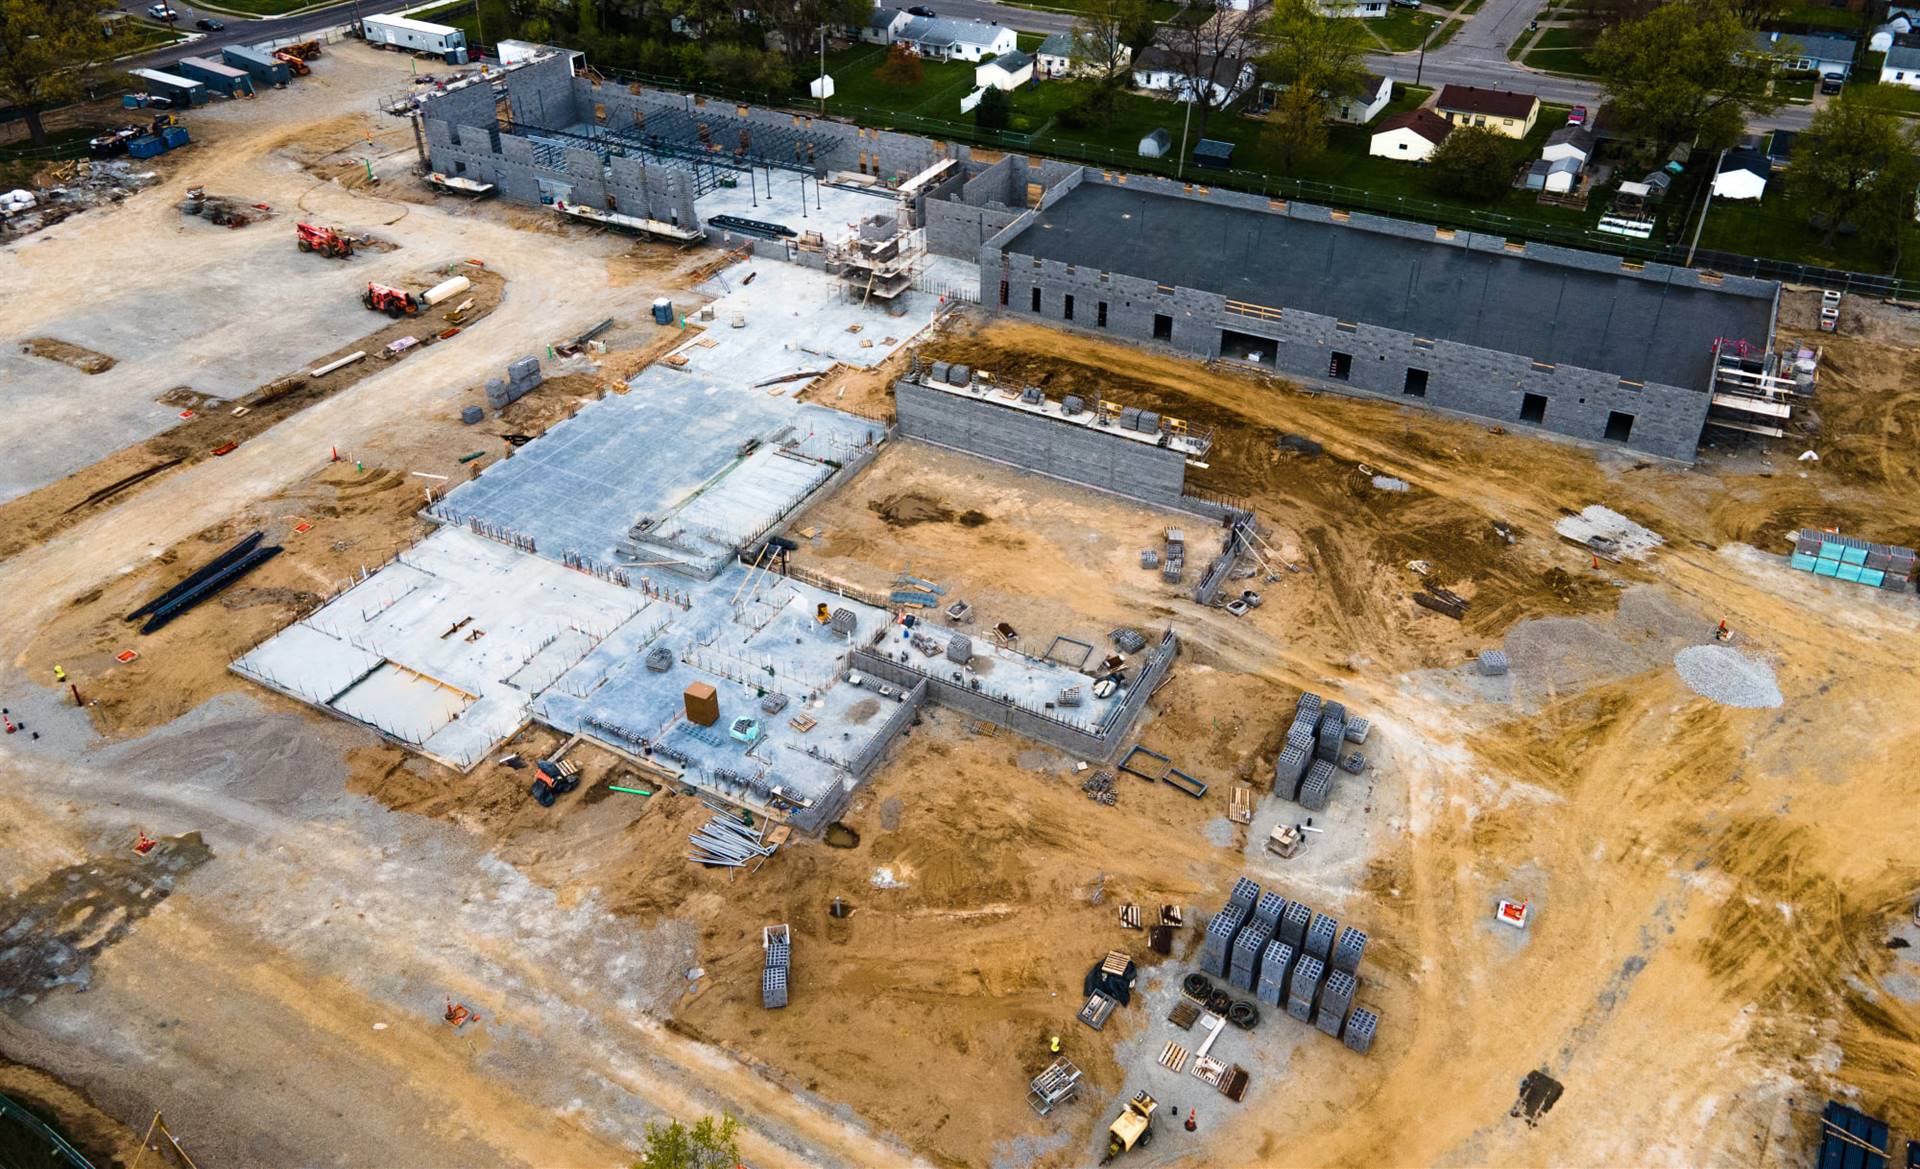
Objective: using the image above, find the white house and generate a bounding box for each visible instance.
[1369,107,1450,161]
[1713,149,1771,200]
[1540,124,1594,166]
[1330,73,1392,123]
[976,50,1033,90]
[1745,30,1857,79]
[1882,44,1920,88]
[863,7,910,44]
[1131,43,1256,105]
[894,15,1016,62]
[1315,0,1388,15]
[1036,33,1074,76]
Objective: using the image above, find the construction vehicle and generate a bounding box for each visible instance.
[273,49,311,77]
[528,758,580,807]
[283,39,323,59]
[362,282,419,317]
[296,221,353,258]
[1100,1091,1157,1164]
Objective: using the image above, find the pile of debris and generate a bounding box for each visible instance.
[1081,769,1117,805]
[0,159,158,241]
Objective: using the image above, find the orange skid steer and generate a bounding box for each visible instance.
[362,282,419,317]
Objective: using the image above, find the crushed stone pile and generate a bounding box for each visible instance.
[1673,645,1782,709]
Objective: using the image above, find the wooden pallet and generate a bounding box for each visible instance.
[1158,1041,1189,1073]
[1230,784,1253,824]
[1191,1055,1227,1087]
[1118,903,1142,930]
[1219,1064,1250,1102]
[1167,998,1201,1030]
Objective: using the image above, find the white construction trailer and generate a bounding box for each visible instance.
[361,13,469,62]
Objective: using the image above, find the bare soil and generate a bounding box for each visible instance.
[21,337,115,375]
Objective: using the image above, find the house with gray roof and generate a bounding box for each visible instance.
[1881,43,1920,87]
[1746,29,1858,77]
[895,15,1016,61]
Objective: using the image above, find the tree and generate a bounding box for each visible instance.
[1071,0,1152,86]
[1591,0,1779,152]
[741,0,868,67]
[1425,125,1514,201]
[636,1113,741,1169]
[1258,0,1370,171]
[975,84,1012,130]
[873,42,923,88]
[704,42,792,93]
[0,0,115,145]
[1787,96,1915,248]
[1160,10,1259,139]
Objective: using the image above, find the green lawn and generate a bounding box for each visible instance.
[106,16,187,54]
[1846,79,1920,116]
[1530,25,1586,49]
[1425,17,1461,49]
[1699,188,1920,277]
[1361,8,1445,52]
[1773,74,1816,101]
[1778,2,1871,31]
[820,45,985,120]
[1524,45,1600,77]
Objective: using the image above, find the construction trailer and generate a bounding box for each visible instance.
[175,56,255,98]
[128,67,208,108]
[222,43,292,86]
[361,13,469,63]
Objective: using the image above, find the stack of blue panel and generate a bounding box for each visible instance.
[1792,531,1915,592]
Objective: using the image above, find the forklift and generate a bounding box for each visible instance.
[362,282,419,317]
[1100,1091,1157,1164]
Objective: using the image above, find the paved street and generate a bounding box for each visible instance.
[120,0,368,73]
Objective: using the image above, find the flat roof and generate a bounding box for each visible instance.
[1005,181,1774,389]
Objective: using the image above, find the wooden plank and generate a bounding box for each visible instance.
[1229,784,1253,824]
[1159,1041,1189,1073]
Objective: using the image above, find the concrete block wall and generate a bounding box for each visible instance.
[989,250,1713,462]
[926,198,1025,260]
[894,378,1191,508]
[849,679,928,778]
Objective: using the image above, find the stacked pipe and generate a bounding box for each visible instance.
[132,530,284,634]
[688,807,779,867]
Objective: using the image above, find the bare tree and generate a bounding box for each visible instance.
[1159,9,1259,139]
[1072,0,1153,86]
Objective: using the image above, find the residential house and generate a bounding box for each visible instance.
[863,7,909,44]
[1131,40,1257,106]
[1139,128,1172,157]
[1314,0,1388,15]
[1331,73,1392,124]
[976,50,1033,90]
[894,16,1017,62]
[1540,125,1594,166]
[1881,43,1920,88]
[1034,31,1129,78]
[1434,84,1539,138]
[1713,149,1771,200]
[1369,107,1451,161]
[1745,30,1857,78]
[1869,14,1911,53]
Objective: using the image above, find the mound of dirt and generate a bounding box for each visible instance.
[22,338,114,375]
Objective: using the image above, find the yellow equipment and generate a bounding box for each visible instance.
[815,602,831,624]
[1101,1091,1157,1164]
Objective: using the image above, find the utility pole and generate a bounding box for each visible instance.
[1415,18,1432,87]
[818,24,827,115]
[1176,93,1193,179]
[1685,148,1724,268]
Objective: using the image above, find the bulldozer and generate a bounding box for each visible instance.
[1100,1091,1157,1164]
[362,282,419,317]
[296,222,353,258]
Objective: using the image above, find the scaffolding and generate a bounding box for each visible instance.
[1705,338,1816,439]
[828,226,925,304]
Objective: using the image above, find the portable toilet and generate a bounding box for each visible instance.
[222,43,291,86]
[176,56,255,98]
[128,67,207,107]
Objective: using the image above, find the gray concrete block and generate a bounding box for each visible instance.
[1228,876,1260,910]
[1318,970,1356,1037]
[1256,940,1295,1007]
[1344,1006,1378,1055]
[1333,926,1367,975]
[1306,912,1338,962]
[1278,900,1312,950]
[1287,955,1325,1023]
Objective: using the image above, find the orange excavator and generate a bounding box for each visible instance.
[296,221,353,258]
[362,283,419,317]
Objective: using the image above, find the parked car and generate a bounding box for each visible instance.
[147,3,177,19]
[1820,73,1844,95]
[195,17,224,30]
[1567,104,1588,125]
[907,5,936,15]
[1392,0,1421,9]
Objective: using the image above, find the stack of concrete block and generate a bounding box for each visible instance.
[1333,926,1367,974]
[1062,395,1085,415]
[1199,904,1247,977]
[1228,876,1260,912]
[1317,970,1357,1037]
[1299,759,1336,811]
[1256,940,1296,1007]
[1478,649,1510,676]
[1340,752,1366,775]
[1287,955,1325,1023]
[949,364,971,386]
[1306,913,1339,962]
[1286,717,1316,751]
[1344,1006,1378,1055]
[830,608,857,637]
[461,405,484,424]
[1019,387,1044,405]
[1276,743,1312,797]
[1315,701,1347,762]
[1296,692,1322,723]
[1111,627,1147,654]
[486,355,543,410]
[929,360,951,384]
[947,634,972,664]
[1251,891,1286,933]
[646,646,674,672]
[1344,717,1371,744]
[1228,921,1271,991]
[1141,549,1159,570]
[1278,900,1312,950]
[762,941,790,1009]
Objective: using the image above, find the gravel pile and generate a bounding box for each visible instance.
[1673,645,1782,708]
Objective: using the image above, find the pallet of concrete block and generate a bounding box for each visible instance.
[762,923,791,1009]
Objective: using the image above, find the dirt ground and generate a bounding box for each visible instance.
[4,46,1920,1167]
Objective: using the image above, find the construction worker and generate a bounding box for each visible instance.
[52,665,65,682]
[1048,1035,1060,1055]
